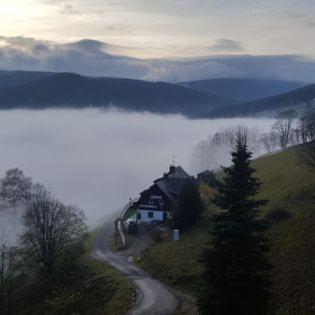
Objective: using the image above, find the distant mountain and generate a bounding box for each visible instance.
[2,36,315,82]
[0,70,53,88]
[204,84,315,118]
[179,78,306,103]
[0,71,232,116]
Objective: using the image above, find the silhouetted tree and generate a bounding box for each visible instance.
[173,181,204,231]
[259,132,277,153]
[0,237,17,315]
[198,131,270,315]
[272,109,297,149]
[299,109,315,143]
[0,168,32,209]
[20,186,87,276]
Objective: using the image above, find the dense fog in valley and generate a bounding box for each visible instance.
[0,108,274,241]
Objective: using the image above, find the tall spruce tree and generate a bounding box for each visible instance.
[198,132,270,315]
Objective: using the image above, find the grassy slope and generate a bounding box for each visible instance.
[14,227,135,314]
[138,146,315,314]
[253,148,315,314]
[82,227,135,315]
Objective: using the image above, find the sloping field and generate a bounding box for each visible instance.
[138,146,315,314]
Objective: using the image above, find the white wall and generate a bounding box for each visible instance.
[136,209,167,223]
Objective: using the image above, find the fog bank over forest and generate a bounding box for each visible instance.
[0,109,273,227]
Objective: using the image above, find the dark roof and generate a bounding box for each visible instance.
[137,165,194,207]
[156,178,190,204]
[154,165,190,182]
[154,166,193,205]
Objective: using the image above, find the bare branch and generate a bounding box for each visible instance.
[19,187,87,276]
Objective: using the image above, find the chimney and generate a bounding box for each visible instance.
[169,165,176,174]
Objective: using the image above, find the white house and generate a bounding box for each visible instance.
[134,165,193,224]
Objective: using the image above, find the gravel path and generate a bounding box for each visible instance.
[91,216,178,315]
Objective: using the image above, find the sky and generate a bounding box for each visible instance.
[0,0,315,81]
[0,0,315,58]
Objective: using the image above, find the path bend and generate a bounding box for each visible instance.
[91,217,178,315]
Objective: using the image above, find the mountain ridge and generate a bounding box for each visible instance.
[203,83,315,117]
[0,70,313,117]
[0,70,232,116]
[179,78,306,103]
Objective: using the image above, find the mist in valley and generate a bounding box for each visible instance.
[0,108,274,240]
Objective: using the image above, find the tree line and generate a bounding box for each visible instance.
[193,108,315,172]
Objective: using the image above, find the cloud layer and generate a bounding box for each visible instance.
[1,36,315,82]
[0,108,273,230]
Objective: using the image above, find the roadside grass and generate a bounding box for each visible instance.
[137,218,208,293]
[138,146,315,314]
[86,259,135,315]
[82,226,102,259]
[82,226,135,315]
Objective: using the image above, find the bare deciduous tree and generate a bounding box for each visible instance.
[0,237,16,314]
[259,132,277,153]
[20,187,87,276]
[290,128,301,146]
[194,139,210,171]
[0,168,32,210]
[247,126,262,153]
[221,128,237,147]
[299,109,315,143]
[193,126,265,172]
[272,109,297,149]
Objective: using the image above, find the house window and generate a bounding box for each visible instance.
[148,199,154,204]
[148,211,154,218]
[137,212,141,220]
[158,199,164,206]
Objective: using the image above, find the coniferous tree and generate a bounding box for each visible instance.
[174,180,204,231]
[198,131,270,315]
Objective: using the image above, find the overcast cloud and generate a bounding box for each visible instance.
[0,36,315,82]
[209,39,245,52]
[1,0,315,81]
[1,0,315,58]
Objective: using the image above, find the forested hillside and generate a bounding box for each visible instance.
[0,70,231,115]
[179,78,305,103]
[205,84,315,117]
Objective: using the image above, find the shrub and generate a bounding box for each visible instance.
[150,229,164,242]
[265,208,291,224]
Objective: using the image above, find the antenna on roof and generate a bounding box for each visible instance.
[171,154,178,166]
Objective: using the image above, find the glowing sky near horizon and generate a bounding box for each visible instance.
[0,0,314,58]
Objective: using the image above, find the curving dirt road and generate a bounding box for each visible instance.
[91,217,178,315]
